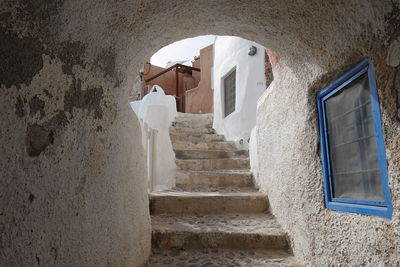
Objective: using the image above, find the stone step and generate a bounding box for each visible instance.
[174,149,248,159]
[173,120,213,129]
[170,132,225,143]
[172,140,237,151]
[148,248,299,266]
[176,170,253,189]
[175,112,213,125]
[149,190,268,215]
[170,126,215,135]
[151,214,289,250]
[176,158,250,171]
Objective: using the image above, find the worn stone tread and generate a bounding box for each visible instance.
[172,140,237,151]
[178,169,252,174]
[152,113,299,265]
[170,126,215,135]
[165,187,258,193]
[148,248,300,266]
[151,214,288,250]
[151,188,263,196]
[173,121,213,129]
[170,132,225,143]
[176,158,250,170]
[174,149,248,159]
[175,112,213,121]
[149,190,268,215]
[152,214,283,235]
[176,169,254,189]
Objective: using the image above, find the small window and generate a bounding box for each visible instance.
[223,68,236,117]
[317,58,392,218]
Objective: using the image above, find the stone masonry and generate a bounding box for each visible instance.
[148,113,300,266]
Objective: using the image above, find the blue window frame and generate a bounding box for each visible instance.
[316,58,392,218]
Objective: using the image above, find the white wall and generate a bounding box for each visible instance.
[213,36,266,149]
[249,126,259,182]
[130,86,177,191]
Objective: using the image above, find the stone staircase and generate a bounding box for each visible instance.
[148,113,299,266]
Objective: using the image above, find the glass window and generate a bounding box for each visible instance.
[224,69,236,117]
[317,58,392,218]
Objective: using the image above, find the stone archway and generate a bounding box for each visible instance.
[1,1,399,266]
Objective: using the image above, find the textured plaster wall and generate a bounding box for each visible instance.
[213,36,266,149]
[255,16,400,266]
[1,0,400,266]
[256,56,399,266]
[0,1,151,266]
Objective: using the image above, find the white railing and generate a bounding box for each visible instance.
[131,85,177,192]
[144,122,158,192]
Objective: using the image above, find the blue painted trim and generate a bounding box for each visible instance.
[331,197,385,207]
[316,57,392,219]
[326,202,391,218]
[367,61,393,218]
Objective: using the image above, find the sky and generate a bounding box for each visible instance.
[150,35,217,68]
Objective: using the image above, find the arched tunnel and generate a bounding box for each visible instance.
[1,1,400,266]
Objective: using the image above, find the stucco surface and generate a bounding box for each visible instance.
[256,55,400,266]
[1,1,151,266]
[1,0,400,266]
[213,36,267,149]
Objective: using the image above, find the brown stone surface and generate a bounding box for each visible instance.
[175,158,250,171]
[174,149,248,160]
[148,249,300,267]
[172,140,237,151]
[151,214,289,250]
[149,190,268,215]
[175,169,253,190]
[152,213,284,235]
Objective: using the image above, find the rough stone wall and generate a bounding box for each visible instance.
[0,1,150,266]
[1,0,400,266]
[255,4,400,264]
[256,59,399,266]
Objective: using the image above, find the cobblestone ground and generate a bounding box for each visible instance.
[148,248,300,267]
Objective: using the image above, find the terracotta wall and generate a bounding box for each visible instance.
[185,44,214,114]
[143,64,183,96]
[141,45,213,114]
[266,48,280,68]
[191,58,201,87]
[264,48,279,89]
[142,64,195,111]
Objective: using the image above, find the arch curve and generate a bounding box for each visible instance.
[1,1,400,266]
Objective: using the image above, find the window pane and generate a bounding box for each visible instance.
[325,73,384,202]
[224,69,236,117]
